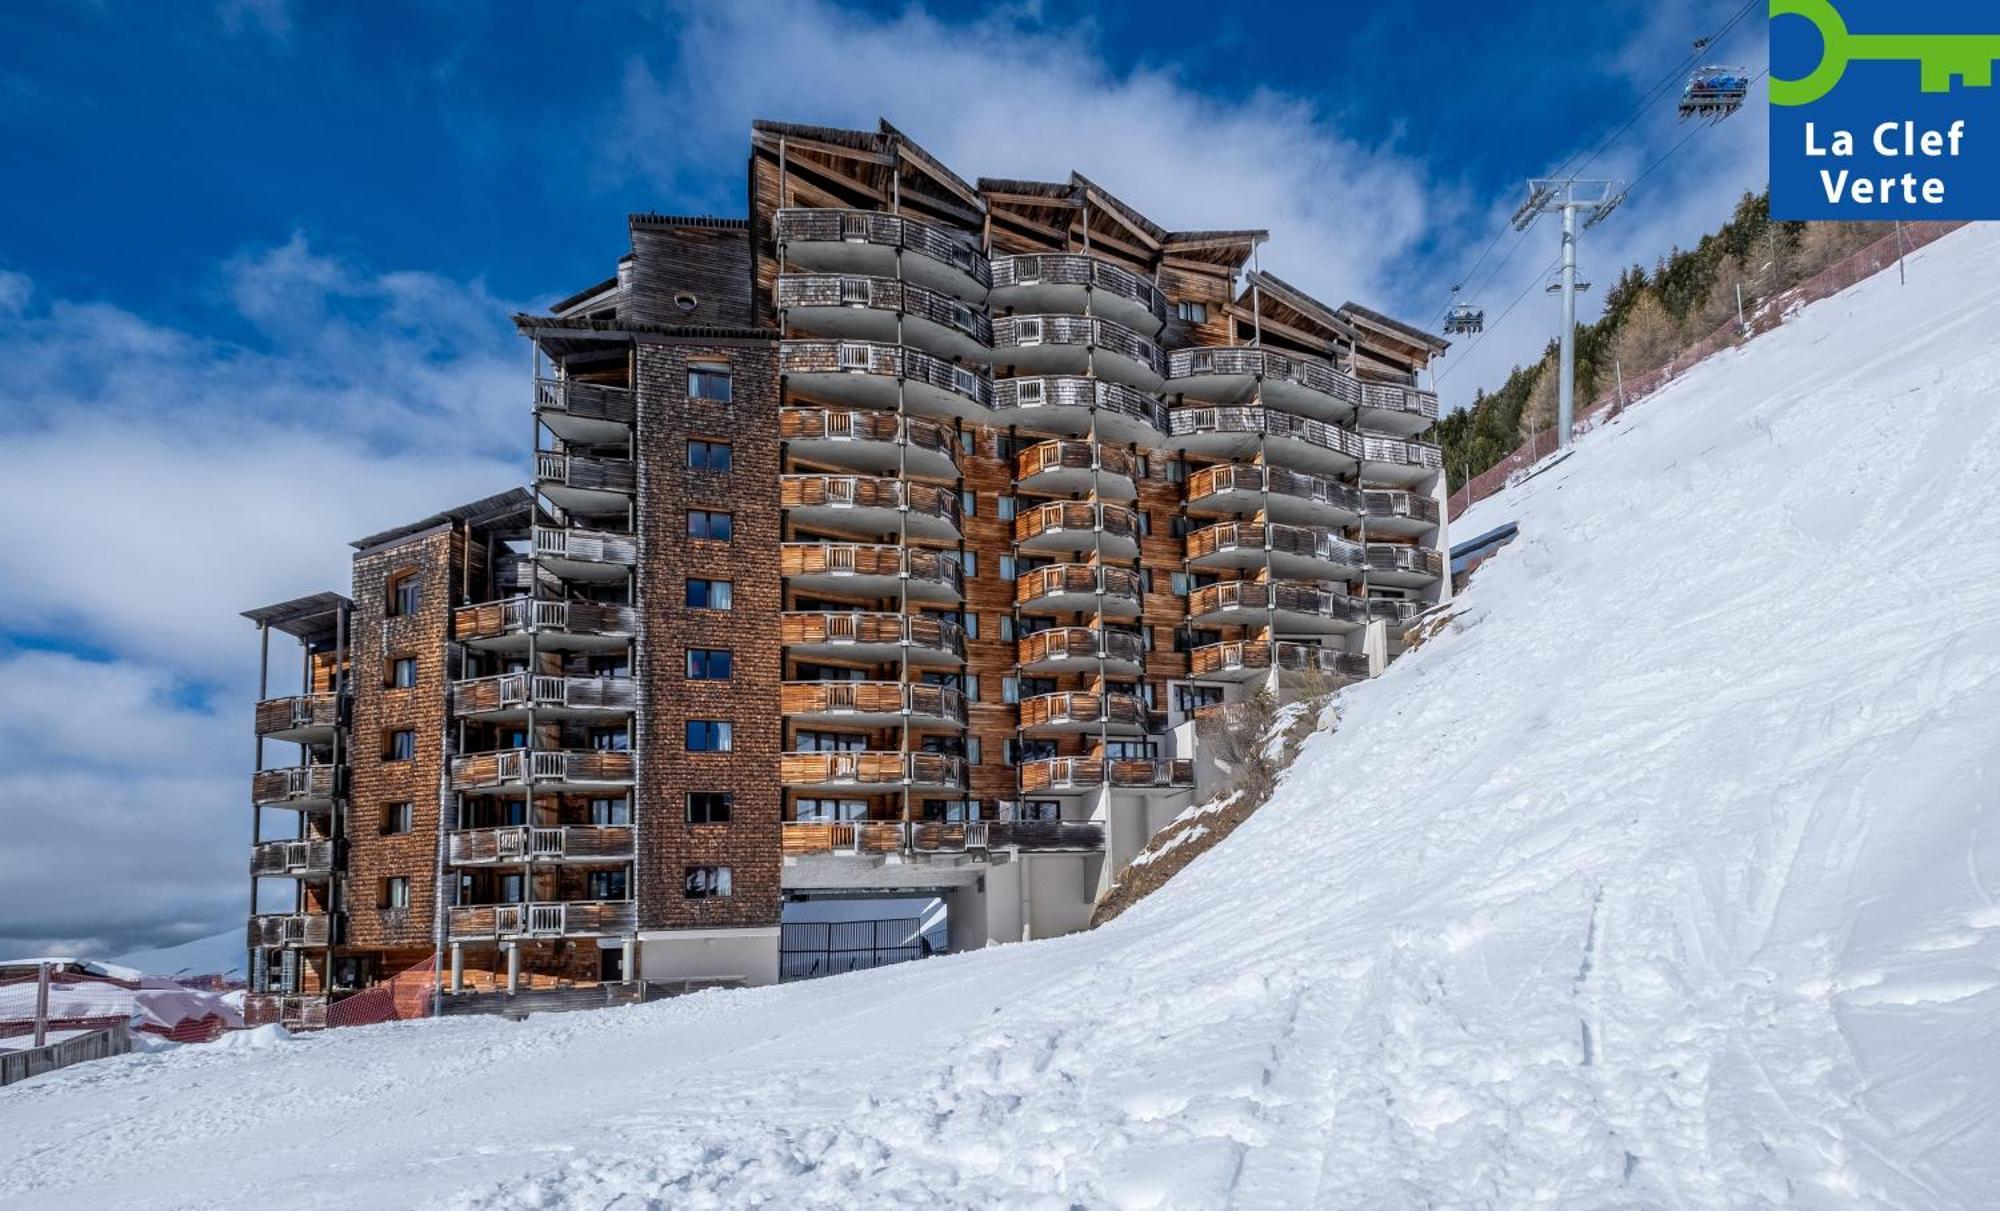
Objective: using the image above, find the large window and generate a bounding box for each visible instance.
[381,802,413,835]
[587,869,629,900]
[686,648,733,680]
[688,510,734,541]
[686,578,732,609]
[688,361,732,403]
[794,798,867,821]
[684,866,733,899]
[686,720,733,752]
[686,792,733,824]
[386,570,420,617]
[793,730,864,752]
[384,729,415,761]
[389,656,418,688]
[1176,300,1207,324]
[687,440,733,471]
[590,797,630,826]
[382,877,410,909]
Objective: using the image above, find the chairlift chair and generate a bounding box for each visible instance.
[1443,302,1484,335]
[1678,66,1750,123]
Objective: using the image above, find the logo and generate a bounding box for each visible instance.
[1770,0,2000,218]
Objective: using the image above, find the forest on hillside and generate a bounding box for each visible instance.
[1435,193,1898,489]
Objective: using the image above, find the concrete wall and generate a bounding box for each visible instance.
[638,927,780,987]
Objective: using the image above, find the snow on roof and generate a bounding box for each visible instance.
[0,957,145,984]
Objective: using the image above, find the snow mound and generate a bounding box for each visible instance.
[3,227,1999,1208]
[205,1024,291,1051]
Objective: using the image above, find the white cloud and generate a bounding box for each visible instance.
[0,269,29,315]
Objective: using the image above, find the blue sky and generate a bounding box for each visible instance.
[0,0,1769,957]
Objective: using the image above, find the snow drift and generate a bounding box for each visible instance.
[5,227,2000,1208]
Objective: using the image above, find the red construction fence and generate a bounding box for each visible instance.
[325,955,438,1028]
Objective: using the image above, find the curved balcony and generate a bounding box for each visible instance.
[450,674,635,723]
[532,525,636,584]
[1013,440,1137,500]
[779,751,966,794]
[447,825,635,867]
[446,900,637,943]
[534,378,634,444]
[255,693,343,744]
[781,611,965,669]
[781,543,964,604]
[1014,501,1141,558]
[775,274,991,363]
[1356,381,1440,437]
[534,451,635,515]
[1165,347,1358,424]
[450,749,636,797]
[249,838,338,879]
[773,208,989,302]
[243,995,327,1030]
[781,340,991,423]
[1370,597,1423,631]
[1185,464,1363,526]
[1019,757,1194,797]
[989,820,1107,851]
[782,475,962,542]
[780,681,967,729]
[1014,563,1142,619]
[247,912,335,950]
[1187,522,1364,580]
[780,408,959,480]
[1015,626,1144,675]
[453,597,636,655]
[1187,580,1368,634]
[1363,490,1441,538]
[1191,640,1369,685]
[1359,435,1446,487]
[1017,691,1149,736]
[988,253,1169,337]
[992,315,1165,390]
[1366,543,1445,587]
[992,376,1168,445]
[251,764,339,812]
[1170,407,1362,475]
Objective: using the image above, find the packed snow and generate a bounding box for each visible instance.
[4,227,1999,1208]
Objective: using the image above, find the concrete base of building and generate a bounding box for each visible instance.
[636,926,781,988]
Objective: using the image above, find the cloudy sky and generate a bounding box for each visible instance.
[0,0,1768,958]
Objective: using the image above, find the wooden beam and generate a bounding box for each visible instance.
[750,130,894,168]
[982,190,1083,209]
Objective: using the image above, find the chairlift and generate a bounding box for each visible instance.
[1678,66,1750,123]
[1443,302,1484,335]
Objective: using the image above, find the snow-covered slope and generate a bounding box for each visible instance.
[111,928,244,979]
[6,227,2000,1209]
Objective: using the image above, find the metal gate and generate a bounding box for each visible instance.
[779,918,925,981]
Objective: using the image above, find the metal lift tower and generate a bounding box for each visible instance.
[1512,178,1622,450]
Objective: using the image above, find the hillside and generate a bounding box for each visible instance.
[4,226,1999,1207]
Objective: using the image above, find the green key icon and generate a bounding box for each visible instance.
[1772,0,2000,106]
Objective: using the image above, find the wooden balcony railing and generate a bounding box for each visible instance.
[448,825,635,866]
[1187,522,1365,569]
[775,274,991,345]
[446,900,638,941]
[534,451,636,495]
[1014,439,1135,485]
[533,525,637,567]
[779,408,958,468]
[533,378,634,426]
[1166,346,1359,405]
[1186,464,1364,516]
[1358,381,1440,421]
[1188,580,1369,626]
[450,674,635,717]
[991,376,1169,433]
[1170,407,1366,459]
[242,994,328,1029]
[1017,691,1150,731]
[1366,544,1445,579]
[254,693,342,738]
[992,314,1165,377]
[780,611,966,660]
[988,820,1106,850]
[773,208,990,288]
[450,749,636,790]
[988,253,1169,327]
[1015,500,1140,544]
[1016,626,1144,668]
[779,681,968,725]
[780,340,992,410]
[453,597,637,645]
[1014,563,1142,609]
[781,475,962,527]
[780,819,1000,856]
[1363,490,1441,527]
[1192,640,1367,681]
[781,543,965,594]
[250,838,338,878]
[247,912,334,949]
[778,751,966,790]
[1360,435,1445,471]
[251,764,338,807]
[1018,757,1194,793]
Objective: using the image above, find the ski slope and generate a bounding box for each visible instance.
[5,225,2000,1208]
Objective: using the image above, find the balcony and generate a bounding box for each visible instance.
[1170,407,1363,476]
[1165,347,1359,425]
[453,597,636,654]
[988,253,1169,336]
[773,208,989,302]
[1014,501,1141,558]
[251,764,339,812]
[242,994,328,1030]
[249,838,338,879]
[992,315,1165,390]
[1017,691,1149,736]
[1366,543,1445,587]
[1369,597,1423,630]
[1359,435,1446,487]
[782,475,962,542]
[534,378,634,444]
[1356,381,1440,437]
[1187,522,1364,580]
[447,825,635,867]
[1015,626,1144,675]
[781,819,1001,856]
[254,693,343,744]
[1362,490,1442,538]
[989,820,1106,851]
[780,681,968,728]
[445,900,638,943]
[991,376,1168,445]
[450,673,635,722]
[781,611,964,668]
[1018,757,1194,796]
[781,340,991,423]
[781,543,964,604]
[247,912,335,949]
[450,749,636,796]
[1191,640,1368,685]
[1187,580,1368,634]
[1013,440,1137,500]
[1184,464,1363,526]
[535,451,635,515]
[531,525,636,584]
[779,751,966,793]
[775,274,991,362]
[1014,563,1142,619]
[779,408,959,479]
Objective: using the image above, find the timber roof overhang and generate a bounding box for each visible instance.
[1337,301,1451,354]
[351,487,533,555]
[511,313,780,357]
[1241,271,1361,346]
[753,118,985,225]
[241,591,352,639]
[1161,228,1267,271]
[549,275,620,316]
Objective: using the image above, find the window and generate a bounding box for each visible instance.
[686,648,733,680]
[688,361,732,403]
[687,440,733,471]
[1165,458,1187,484]
[588,869,629,900]
[389,657,418,689]
[794,730,864,752]
[588,727,629,751]
[684,866,733,899]
[795,798,867,821]
[963,674,979,701]
[381,803,413,835]
[1170,515,1192,539]
[958,550,978,577]
[688,510,734,541]
[386,570,420,617]
[1177,300,1208,324]
[686,720,733,752]
[1137,511,1151,536]
[1001,676,1020,705]
[385,729,415,762]
[959,430,977,455]
[686,578,733,609]
[995,499,1018,527]
[960,490,977,517]
[1135,455,1151,478]
[966,737,981,765]
[1171,571,1191,597]
[382,877,410,909]
[686,792,733,824]
[591,797,631,826]
[1000,616,1015,641]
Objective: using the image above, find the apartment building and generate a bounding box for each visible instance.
[240,119,1450,1025]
